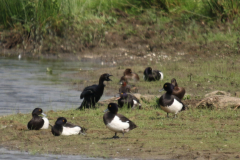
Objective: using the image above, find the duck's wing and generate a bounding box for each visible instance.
[64,122,78,128]
[117,114,137,130]
[80,85,98,99]
[172,95,186,111]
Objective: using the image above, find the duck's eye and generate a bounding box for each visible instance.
[39,109,41,111]
[63,120,65,122]
[165,85,167,87]
[109,105,111,107]
[121,93,123,94]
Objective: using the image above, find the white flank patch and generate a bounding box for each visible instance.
[161,99,183,114]
[133,100,137,105]
[159,72,164,80]
[41,117,49,129]
[62,126,81,136]
[106,116,130,133]
[132,100,139,109]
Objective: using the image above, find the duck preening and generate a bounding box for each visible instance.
[159,83,186,118]
[118,93,141,109]
[123,68,139,82]
[78,73,112,109]
[27,108,49,130]
[171,78,186,100]
[51,117,86,136]
[143,67,163,81]
[103,103,137,138]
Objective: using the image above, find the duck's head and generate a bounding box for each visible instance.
[124,68,132,75]
[119,76,128,85]
[171,78,178,87]
[159,83,174,92]
[100,73,112,82]
[145,67,153,74]
[55,117,67,126]
[105,103,118,114]
[32,108,47,117]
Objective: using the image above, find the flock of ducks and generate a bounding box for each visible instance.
[27,67,186,138]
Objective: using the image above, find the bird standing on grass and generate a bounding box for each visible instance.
[159,83,186,118]
[103,103,137,138]
[27,108,49,130]
[51,117,86,136]
[78,73,112,109]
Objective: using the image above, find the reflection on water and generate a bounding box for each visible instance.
[0,58,109,115]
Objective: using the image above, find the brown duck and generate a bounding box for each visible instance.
[119,76,138,93]
[171,78,186,100]
[123,68,139,82]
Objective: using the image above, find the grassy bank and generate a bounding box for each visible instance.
[0,0,240,57]
[68,55,240,99]
[0,100,240,159]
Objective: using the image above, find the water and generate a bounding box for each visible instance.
[0,57,109,115]
[0,57,112,159]
[0,147,110,160]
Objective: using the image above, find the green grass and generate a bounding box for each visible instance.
[0,103,240,159]
[1,0,240,58]
[73,55,240,99]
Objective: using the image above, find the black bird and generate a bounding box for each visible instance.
[51,117,86,136]
[118,93,141,109]
[103,103,137,138]
[159,83,186,118]
[143,67,163,81]
[27,108,49,130]
[78,73,112,109]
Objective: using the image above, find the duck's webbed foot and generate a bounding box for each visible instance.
[112,133,119,139]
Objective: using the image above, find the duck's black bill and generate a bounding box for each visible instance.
[107,75,113,81]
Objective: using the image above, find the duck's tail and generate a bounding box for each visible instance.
[79,127,87,135]
[129,120,137,130]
